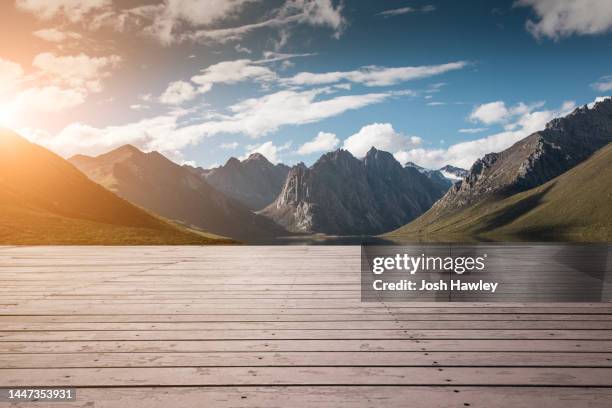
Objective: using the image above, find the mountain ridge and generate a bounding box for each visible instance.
[261,147,447,235]
[0,129,229,245]
[70,145,288,242]
[204,153,290,210]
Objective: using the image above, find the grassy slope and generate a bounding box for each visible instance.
[0,129,232,245]
[388,143,612,242]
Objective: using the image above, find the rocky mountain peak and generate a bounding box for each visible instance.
[431,97,612,216]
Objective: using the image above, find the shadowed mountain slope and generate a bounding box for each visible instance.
[0,129,228,245]
[389,142,612,242]
[204,153,290,210]
[70,146,287,242]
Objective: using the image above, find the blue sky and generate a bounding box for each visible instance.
[1,0,611,169]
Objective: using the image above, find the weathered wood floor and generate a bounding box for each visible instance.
[0,246,611,407]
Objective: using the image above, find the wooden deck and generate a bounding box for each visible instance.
[1,245,611,407]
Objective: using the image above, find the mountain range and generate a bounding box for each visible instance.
[203,153,290,210]
[390,97,612,241]
[69,146,287,242]
[261,147,448,235]
[0,129,228,245]
[2,97,610,244]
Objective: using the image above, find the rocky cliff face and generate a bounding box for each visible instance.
[261,147,445,235]
[70,146,287,242]
[432,97,612,216]
[204,153,290,210]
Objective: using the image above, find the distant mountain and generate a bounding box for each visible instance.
[404,161,461,191]
[0,129,227,245]
[389,97,612,240]
[389,142,612,241]
[204,153,290,210]
[439,165,468,180]
[70,146,287,242]
[260,147,446,235]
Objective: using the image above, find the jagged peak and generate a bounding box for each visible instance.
[245,152,270,163]
[224,156,241,167]
[111,144,142,155]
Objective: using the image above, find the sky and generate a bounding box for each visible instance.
[1,0,611,170]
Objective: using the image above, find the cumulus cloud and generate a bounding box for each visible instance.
[343,123,422,158]
[26,86,401,160]
[32,28,82,42]
[395,100,577,169]
[469,100,542,125]
[32,52,121,92]
[284,61,468,87]
[516,0,612,40]
[297,131,339,155]
[28,113,183,159]
[16,0,111,22]
[159,80,197,105]
[592,75,612,92]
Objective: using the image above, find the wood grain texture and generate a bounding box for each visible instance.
[0,245,611,407]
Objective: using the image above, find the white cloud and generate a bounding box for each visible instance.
[32,52,121,92]
[206,88,396,138]
[129,104,150,111]
[16,86,87,112]
[191,59,276,91]
[297,131,339,155]
[427,101,446,106]
[33,28,82,42]
[28,113,183,159]
[377,5,436,17]
[0,58,24,93]
[284,61,468,87]
[469,101,510,124]
[458,127,488,134]
[32,86,398,160]
[16,0,111,22]
[592,75,612,92]
[516,0,612,40]
[469,101,542,125]
[220,141,239,150]
[234,44,252,54]
[395,100,576,169]
[242,140,288,164]
[159,80,197,105]
[90,0,344,46]
[343,123,422,158]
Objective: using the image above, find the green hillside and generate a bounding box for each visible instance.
[388,143,612,242]
[0,129,233,245]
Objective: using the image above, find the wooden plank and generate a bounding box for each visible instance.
[2,320,612,330]
[2,329,612,341]
[3,366,612,387]
[2,313,612,322]
[2,351,611,368]
[2,339,611,353]
[21,386,612,408]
